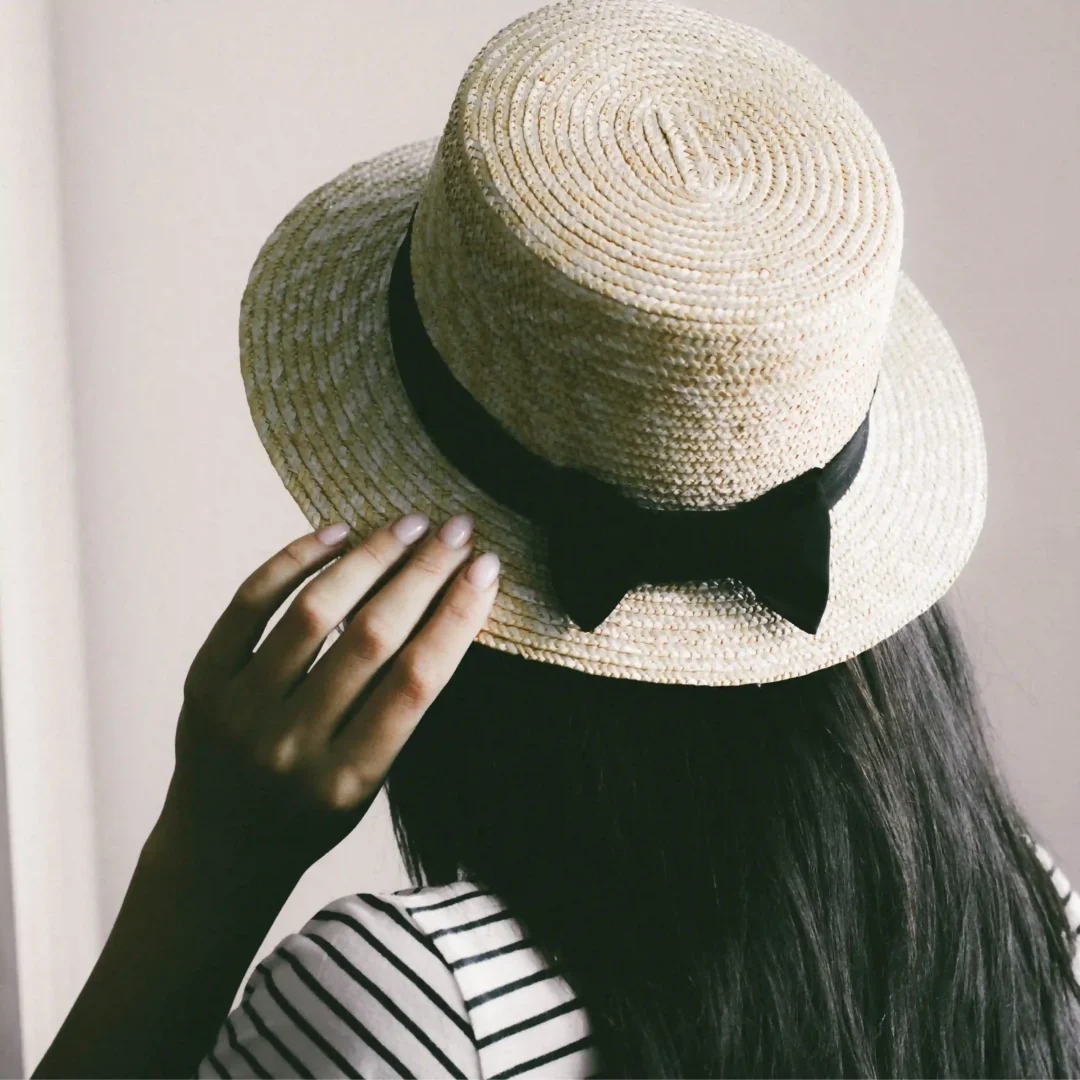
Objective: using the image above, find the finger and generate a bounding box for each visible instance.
[245,512,433,696]
[282,514,477,745]
[313,551,500,804]
[183,522,352,702]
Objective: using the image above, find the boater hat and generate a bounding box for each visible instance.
[239,0,986,686]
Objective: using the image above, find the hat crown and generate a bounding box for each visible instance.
[409,0,903,508]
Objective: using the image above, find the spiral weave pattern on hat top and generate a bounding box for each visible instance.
[410,0,903,508]
[239,2,987,686]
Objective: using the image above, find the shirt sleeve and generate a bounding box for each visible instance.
[195,892,481,1079]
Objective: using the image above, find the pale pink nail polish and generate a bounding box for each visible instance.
[439,514,474,549]
[466,551,500,589]
[316,522,350,545]
[391,512,430,544]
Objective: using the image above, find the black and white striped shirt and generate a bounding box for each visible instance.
[197,880,597,1078]
[197,847,1080,1079]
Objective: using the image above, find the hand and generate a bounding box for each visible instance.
[144,512,499,886]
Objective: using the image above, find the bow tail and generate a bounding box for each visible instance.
[736,488,833,635]
[543,466,646,632]
[547,525,639,632]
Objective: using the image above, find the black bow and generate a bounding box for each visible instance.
[386,208,870,636]
[541,462,832,634]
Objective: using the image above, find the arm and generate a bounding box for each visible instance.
[32,511,498,1079]
[33,835,295,1079]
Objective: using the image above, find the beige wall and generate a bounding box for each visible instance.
[1,3,98,1067]
[30,0,1080,1063]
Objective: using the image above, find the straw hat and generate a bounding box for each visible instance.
[239,0,986,686]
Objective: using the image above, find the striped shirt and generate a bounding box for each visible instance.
[197,848,1080,1079]
[197,880,597,1079]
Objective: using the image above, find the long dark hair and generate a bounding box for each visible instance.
[385,600,1080,1077]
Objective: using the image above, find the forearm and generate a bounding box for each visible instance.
[33,835,297,1080]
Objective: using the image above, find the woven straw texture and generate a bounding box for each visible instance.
[239,0,987,685]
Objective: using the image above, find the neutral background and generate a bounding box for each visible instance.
[5,0,1078,1071]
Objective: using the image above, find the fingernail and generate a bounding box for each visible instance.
[391,512,430,544]
[466,551,500,589]
[438,514,473,549]
[316,522,350,546]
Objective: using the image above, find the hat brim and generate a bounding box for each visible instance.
[240,137,987,686]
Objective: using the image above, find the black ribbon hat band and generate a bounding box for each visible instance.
[386,210,873,635]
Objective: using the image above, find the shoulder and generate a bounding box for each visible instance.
[397,882,598,1079]
[196,879,598,1079]
[196,884,484,1079]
